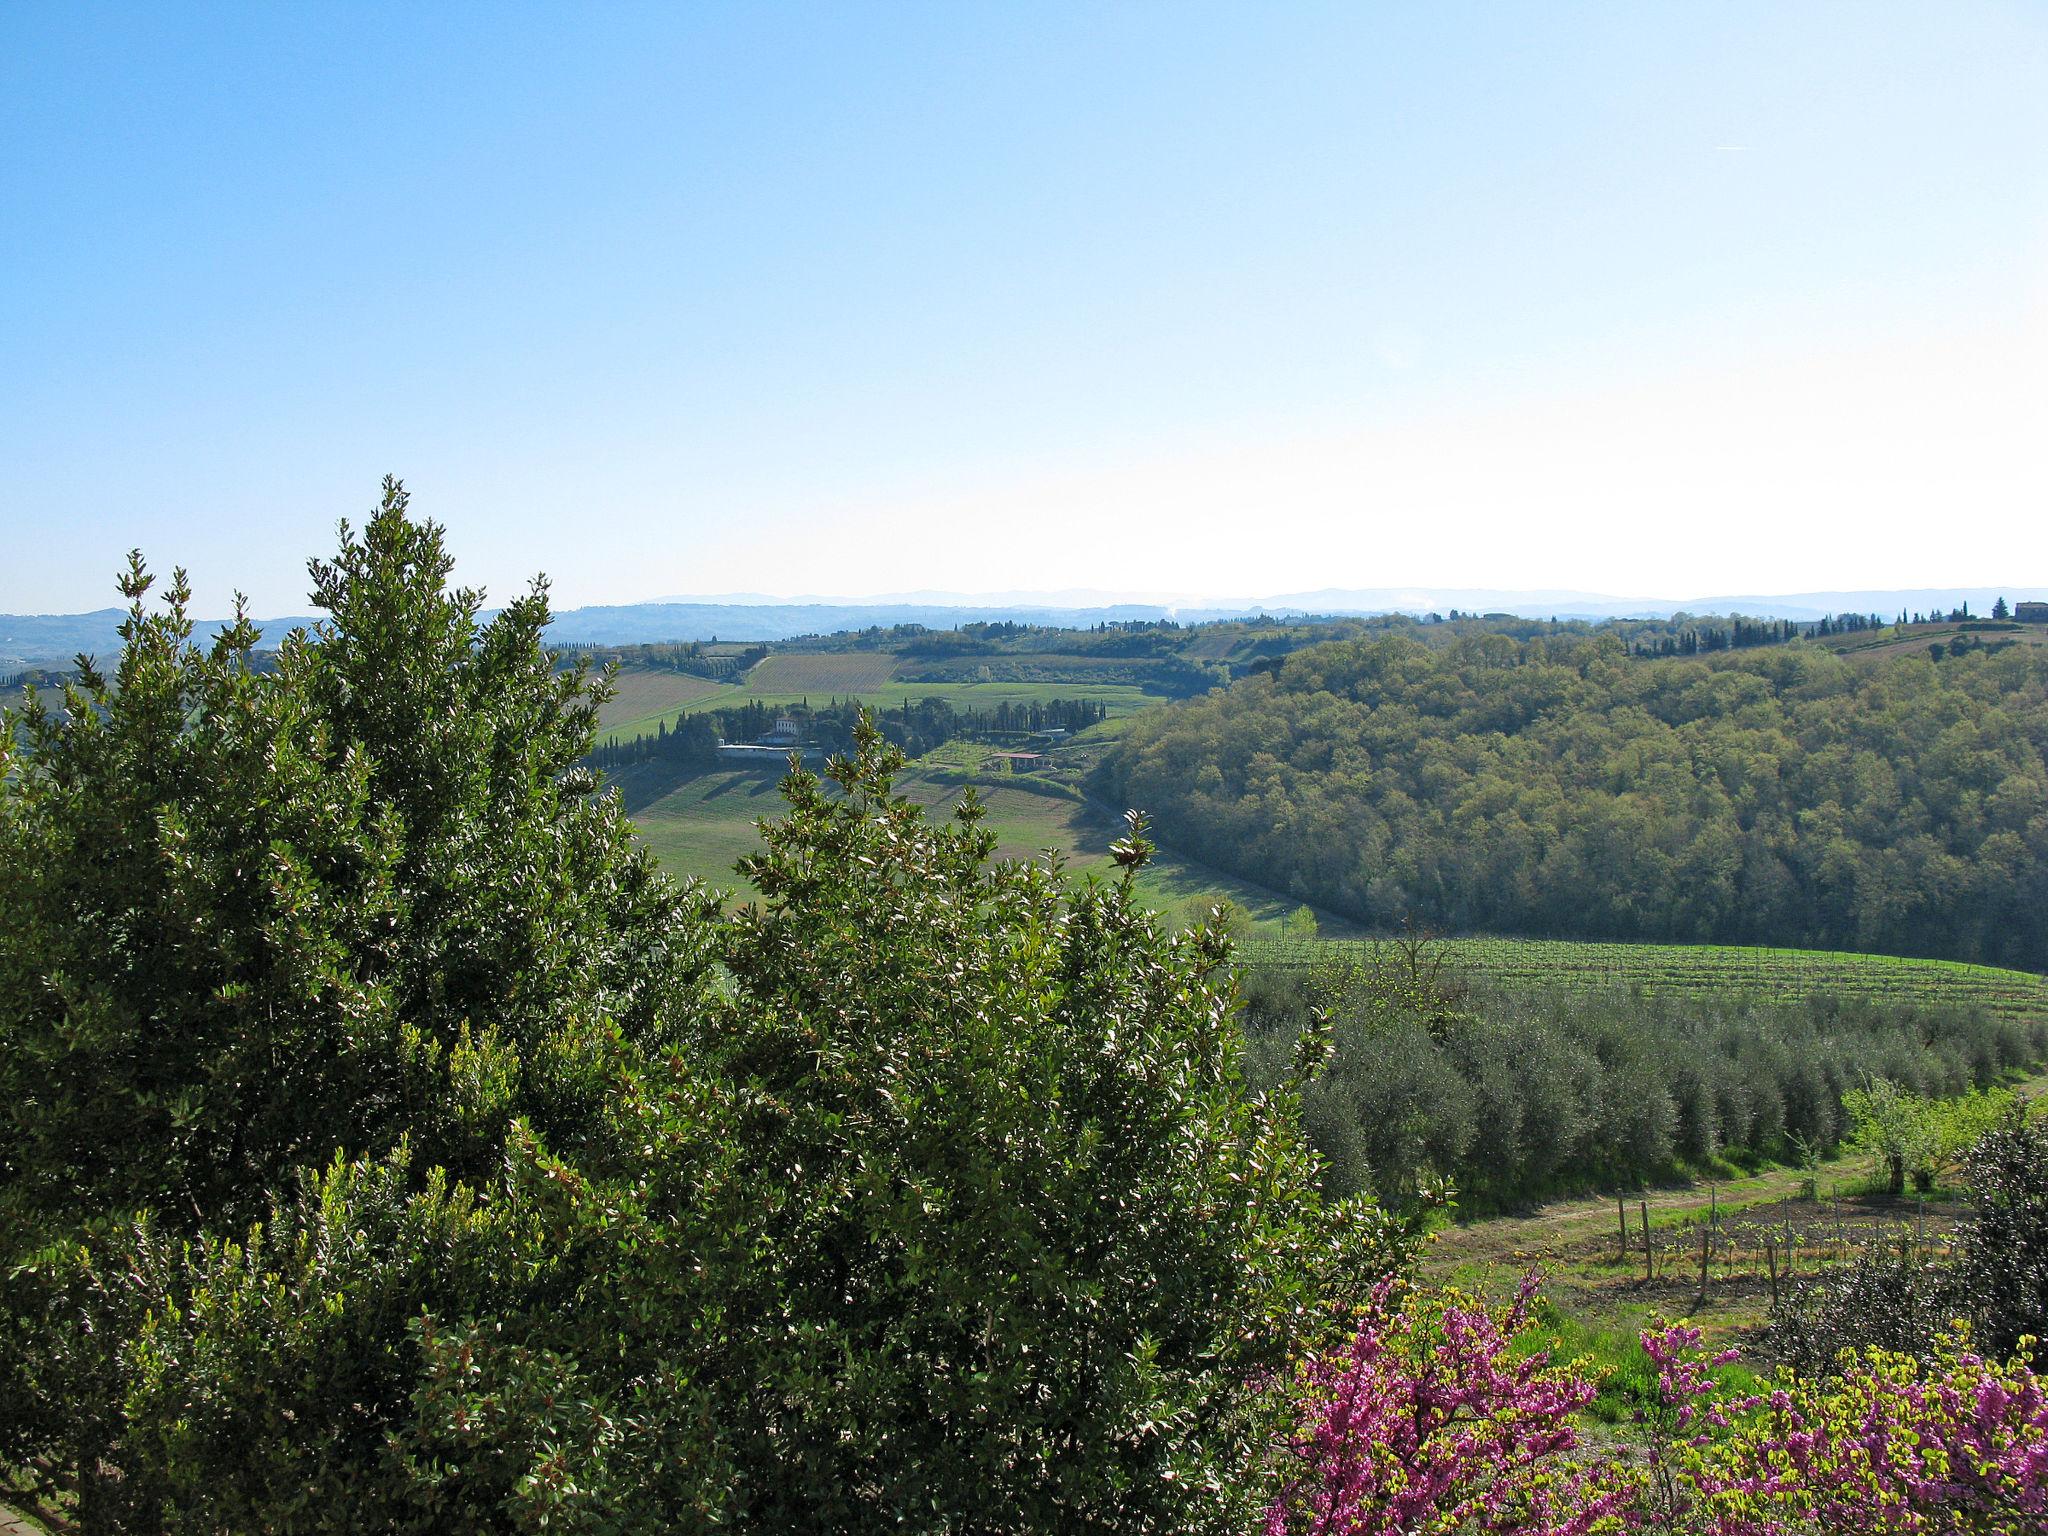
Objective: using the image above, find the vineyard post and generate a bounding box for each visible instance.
[1618,1194,1629,1261]
[1765,1234,1779,1306]
[1694,1220,1710,1312]
[1640,1201,1652,1283]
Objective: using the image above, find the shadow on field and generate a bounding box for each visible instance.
[605,761,788,816]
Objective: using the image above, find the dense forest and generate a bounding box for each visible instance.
[1102,635,2048,969]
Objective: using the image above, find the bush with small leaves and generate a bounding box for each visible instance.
[2,491,1403,1532]
[1642,1320,2048,1534]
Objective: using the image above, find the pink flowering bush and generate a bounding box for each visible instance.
[1644,1321,2048,1535]
[1270,1284,2048,1536]
[1263,1275,1635,1536]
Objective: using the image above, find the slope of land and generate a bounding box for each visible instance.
[613,758,1350,935]
[1104,631,2048,971]
[1427,1070,2047,1370]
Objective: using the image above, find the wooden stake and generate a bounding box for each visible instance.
[1641,1201,1653,1283]
[1694,1220,1711,1311]
[1618,1194,1629,1261]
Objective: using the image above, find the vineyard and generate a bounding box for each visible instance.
[1238,936,2048,1023]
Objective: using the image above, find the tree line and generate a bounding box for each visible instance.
[587,694,1108,772]
[1100,633,2048,969]
[556,639,769,679]
[1628,611,1885,657]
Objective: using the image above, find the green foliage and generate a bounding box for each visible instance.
[1,494,1399,1531]
[0,482,719,1248]
[1239,948,2040,1212]
[1842,1078,2013,1198]
[0,481,728,1513]
[1769,1102,2048,1372]
[1281,905,1321,941]
[654,721,1400,1529]
[1102,633,2048,968]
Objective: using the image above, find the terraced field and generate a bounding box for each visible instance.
[1240,936,2048,1021]
[1180,631,1244,659]
[1829,622,2048,660]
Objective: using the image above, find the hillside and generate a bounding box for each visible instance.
[1101,633,2048,970]
[610,756,1345,936]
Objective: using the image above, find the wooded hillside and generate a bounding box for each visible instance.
[1101,635,2048,968]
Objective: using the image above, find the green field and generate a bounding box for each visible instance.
[686,679,1156,716]
[616,758,1344,933]
[743,651,901,692]
[611,764,793,886]
[1240,935,2048,1020]
[593,660,1162,748]
[596,669,735,739]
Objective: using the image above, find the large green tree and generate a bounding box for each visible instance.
[0,488,1387,1532]
[0,478,718,1241]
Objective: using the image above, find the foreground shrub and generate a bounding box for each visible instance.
[1,488,1402,1532]
[1264,1277,1634,1536]
[1644,1321,2048,1534]
[1273,1289,2048,1535]
[0,483,723,1506]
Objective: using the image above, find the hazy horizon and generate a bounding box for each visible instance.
[10,578,2047,626]
[6,4,2044,614]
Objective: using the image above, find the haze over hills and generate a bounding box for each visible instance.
[7,586,2047,668]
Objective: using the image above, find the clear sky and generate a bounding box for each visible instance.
[4,2,2044,615]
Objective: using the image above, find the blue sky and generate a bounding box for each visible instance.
[4,3,2044,615]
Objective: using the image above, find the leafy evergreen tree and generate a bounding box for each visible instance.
[0,487,1392,1532]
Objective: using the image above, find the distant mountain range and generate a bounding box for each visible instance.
[6,587,2046,669]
